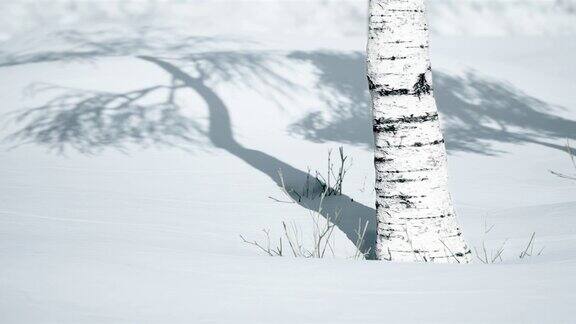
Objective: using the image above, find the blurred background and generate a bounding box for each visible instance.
[1,0,576,42]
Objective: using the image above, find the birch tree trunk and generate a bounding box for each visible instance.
[367,0,471,263]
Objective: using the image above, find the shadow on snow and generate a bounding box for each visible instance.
[2,32,575,258]
[288,51,576,156]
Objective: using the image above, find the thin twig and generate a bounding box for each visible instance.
[438,239,460,264]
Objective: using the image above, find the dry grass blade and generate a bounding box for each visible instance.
[353,219,371,260]
[439,239,460,264]
[549,139,576,180]
[519,232,536,259]
[240,229,283,256]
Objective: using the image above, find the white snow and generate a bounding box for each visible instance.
[1,1,576,323]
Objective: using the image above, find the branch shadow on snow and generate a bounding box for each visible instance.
[288,51,576,156]
[135,56,376,258]
[3,32,576,258]
[0,42,378,258]
[3,83,206,154]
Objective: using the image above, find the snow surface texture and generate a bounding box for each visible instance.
[1,0,576,323]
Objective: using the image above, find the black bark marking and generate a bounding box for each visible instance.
[378,194,426,209]
[388,249,442,253]
[386,177,429,183]
[378,56,407,61]
[398,214,452,220]
[410,139,444,147]
[375,156,394,163]
[456,250,472,257]
[381,40,412,44]
[369,73,432,99]
[413,73,431,98]
[373,124,397,133]
[375,112,438,125]
[387,9,424,13]
[379,194,425,199]
[377,139,444,149]
[384,168,433,174]
[387,178,411,183]
[367,75,376,90]
[378,88,410,96]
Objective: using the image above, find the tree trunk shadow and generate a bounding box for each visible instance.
[138,55,377,259]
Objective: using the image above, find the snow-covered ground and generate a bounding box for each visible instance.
[1,1,576,323]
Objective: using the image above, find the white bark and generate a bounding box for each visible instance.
[367,0,471,263]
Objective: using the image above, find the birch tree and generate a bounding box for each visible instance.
[367,0,471,263]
